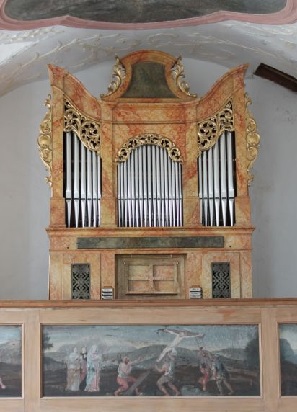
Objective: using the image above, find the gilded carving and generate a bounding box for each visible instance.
[64,99,101,153]
[100,55,126,98]
[197,101,234,152]
[116,133,182,162]
[171,56,197,98]
[37,94,52,186]
[246,93,260,185]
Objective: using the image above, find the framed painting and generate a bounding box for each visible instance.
[42,324,260,397]
[279,323,297,396]
[0,325,22,397]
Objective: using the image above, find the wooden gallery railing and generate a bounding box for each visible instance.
[0,299,296,412]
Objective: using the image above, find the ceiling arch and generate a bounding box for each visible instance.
[0,0,296,96]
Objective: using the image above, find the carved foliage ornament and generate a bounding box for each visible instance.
[116,133,182,162]
[171,56,197,98]
[100,55,126,98]
[245,93,260,186]
[197,101,234,152]
[37,94,52,186]
[64,99,101,153]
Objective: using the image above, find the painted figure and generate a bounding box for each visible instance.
[197,347,212,392]
[212,354,234,395]
[85,344,101,392]
[79,347,87,391]
[155,350,180,396]
[0,377,6,389]
[114,356,141,396]
[66,347,81,391]
[157,328,204,362]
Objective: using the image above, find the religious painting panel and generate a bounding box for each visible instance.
[42,324,260,397]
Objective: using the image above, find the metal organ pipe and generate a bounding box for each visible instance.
[64,131,101,228]
[80,141,86,228]
[198,131,236,227]
[213,142,220,226]
[226,131,235,226]
[65,132,72,227]
[117,144,183,228]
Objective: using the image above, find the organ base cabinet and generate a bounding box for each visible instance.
[38,50,260,300]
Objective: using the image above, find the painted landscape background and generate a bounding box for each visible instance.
[0,325,22,397]
[42,324,260,397]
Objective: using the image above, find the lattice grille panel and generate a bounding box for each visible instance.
[71,264,90,299]
[212,262,231,298]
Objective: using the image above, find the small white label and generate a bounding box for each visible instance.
[189,287,203,299]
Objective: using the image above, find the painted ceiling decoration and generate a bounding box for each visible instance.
[0,0,296,97]
[3,0,287,25]
[0,0,295,29]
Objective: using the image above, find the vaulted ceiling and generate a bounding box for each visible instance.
[0,0,296,96]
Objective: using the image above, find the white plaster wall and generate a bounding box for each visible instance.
[0,59,295,299]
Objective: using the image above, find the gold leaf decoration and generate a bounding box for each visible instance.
[246,93,260,186]
[116,133,182,162]
[171,56,197,98]
[100,55,126,98]
[64,99,101,153]
[37,94,52,186]
[197,101,234,152]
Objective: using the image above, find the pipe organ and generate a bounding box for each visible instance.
[38,50,260,300]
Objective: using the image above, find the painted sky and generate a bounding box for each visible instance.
[43,324,258,355]
[279,324,297,351]
[0,325,21,345]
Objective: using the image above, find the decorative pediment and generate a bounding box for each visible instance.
[101,50,197,100]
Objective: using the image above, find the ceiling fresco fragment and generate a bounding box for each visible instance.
[3,0,287,24]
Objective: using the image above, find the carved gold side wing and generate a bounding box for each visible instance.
[246,93,260,186]
[37,95,52,186]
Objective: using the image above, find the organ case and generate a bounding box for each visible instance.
[38,50,260,300]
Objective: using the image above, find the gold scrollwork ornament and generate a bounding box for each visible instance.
[64,100,101,153]
[37,94,52,186]
[197,101,234,152]
[116,133,182,162]
[246,93,260,186]
[171,56,197,98]
[100,55,126,98]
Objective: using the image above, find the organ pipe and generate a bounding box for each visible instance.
[198,131,236,227]
[117,144,183,228]
[64,131,101,228]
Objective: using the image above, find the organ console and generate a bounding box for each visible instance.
[38,49,260,300]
